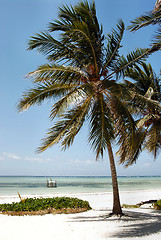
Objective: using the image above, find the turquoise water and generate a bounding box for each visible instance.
[0,176,160,196]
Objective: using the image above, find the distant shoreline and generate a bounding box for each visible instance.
[0,175,161,177]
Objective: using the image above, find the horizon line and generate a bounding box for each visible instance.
[0,175,161,177]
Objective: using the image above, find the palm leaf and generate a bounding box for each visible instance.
[129,91,161,114]
[38,96,92,152]
[107,48,152,80]
[144,121,161,158]
[108,93,138,165]
[128,9,161,32]
[88,95,114,159]
[128,8,161,52]
[28,31,87,66]
[48,1,104,72]
[152,26,161,49]
[104,19,125,70]
[27,64,88,84]
[49,87,86,120]
[120,62,161,165]
[49,0,102,38]
[17,83,79,112]
[118,127,147,167]
[124,63,155,95]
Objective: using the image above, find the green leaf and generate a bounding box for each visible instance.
[89,95,114,159]
[128,9,161,32]
[17,83,79,112]
[104,19,124,70]
[38,96,92,152]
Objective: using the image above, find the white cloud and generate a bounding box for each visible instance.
[1,152,52,163]
[70,159,93,165]
[143,162,151,167]
[24,157,52,162]
[70,159,81,164]
[85,160,93,164]
[2,152,21,160]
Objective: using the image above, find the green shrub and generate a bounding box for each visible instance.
[122,204,140,209]
[153,200,161,210]
[0,197,91,213]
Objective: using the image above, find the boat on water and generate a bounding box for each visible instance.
[47,178,57,188]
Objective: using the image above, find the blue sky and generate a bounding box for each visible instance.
[1,0,161,176]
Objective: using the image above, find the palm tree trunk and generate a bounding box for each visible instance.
[107,142,122,215]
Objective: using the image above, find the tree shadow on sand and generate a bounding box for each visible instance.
[111,210,161,238]
[69,209,161,238]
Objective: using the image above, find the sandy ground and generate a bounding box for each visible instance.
[0,189,161,240]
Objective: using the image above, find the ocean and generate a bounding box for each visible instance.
[0,176,160,196]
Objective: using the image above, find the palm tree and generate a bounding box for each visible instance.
[18,0,153,215]
[128,2,161,51]
[118,62,161,166]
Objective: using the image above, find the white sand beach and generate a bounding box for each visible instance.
[0,189,161,240]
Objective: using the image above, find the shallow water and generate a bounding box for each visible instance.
[0,176,160,196]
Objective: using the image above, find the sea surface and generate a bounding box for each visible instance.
[0,176,160,196]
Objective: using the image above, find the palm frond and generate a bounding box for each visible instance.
[49,0,101,37]
[108,48,151,79]
[17,83,78,112]
[48,4,78,32]
[28,31,88,66]
[64,21,99,72]
[120,62,161,165]
[151,26,161,50]
[144,121,161,158]
[108,93,138,165]
[128,9,161,32]
[27,64,87,84]
[101,80,122,95]
[104,19,125,70]
[124,63,155,94]
[124,62,161,102]
[48,0,104,72]
[88,95,114,159]
[136,114,155,128]
[49,88,86,120]
[118,127,147,167]
[38,96,92,152]
[28,31,60,54]
[129,91,161,114]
